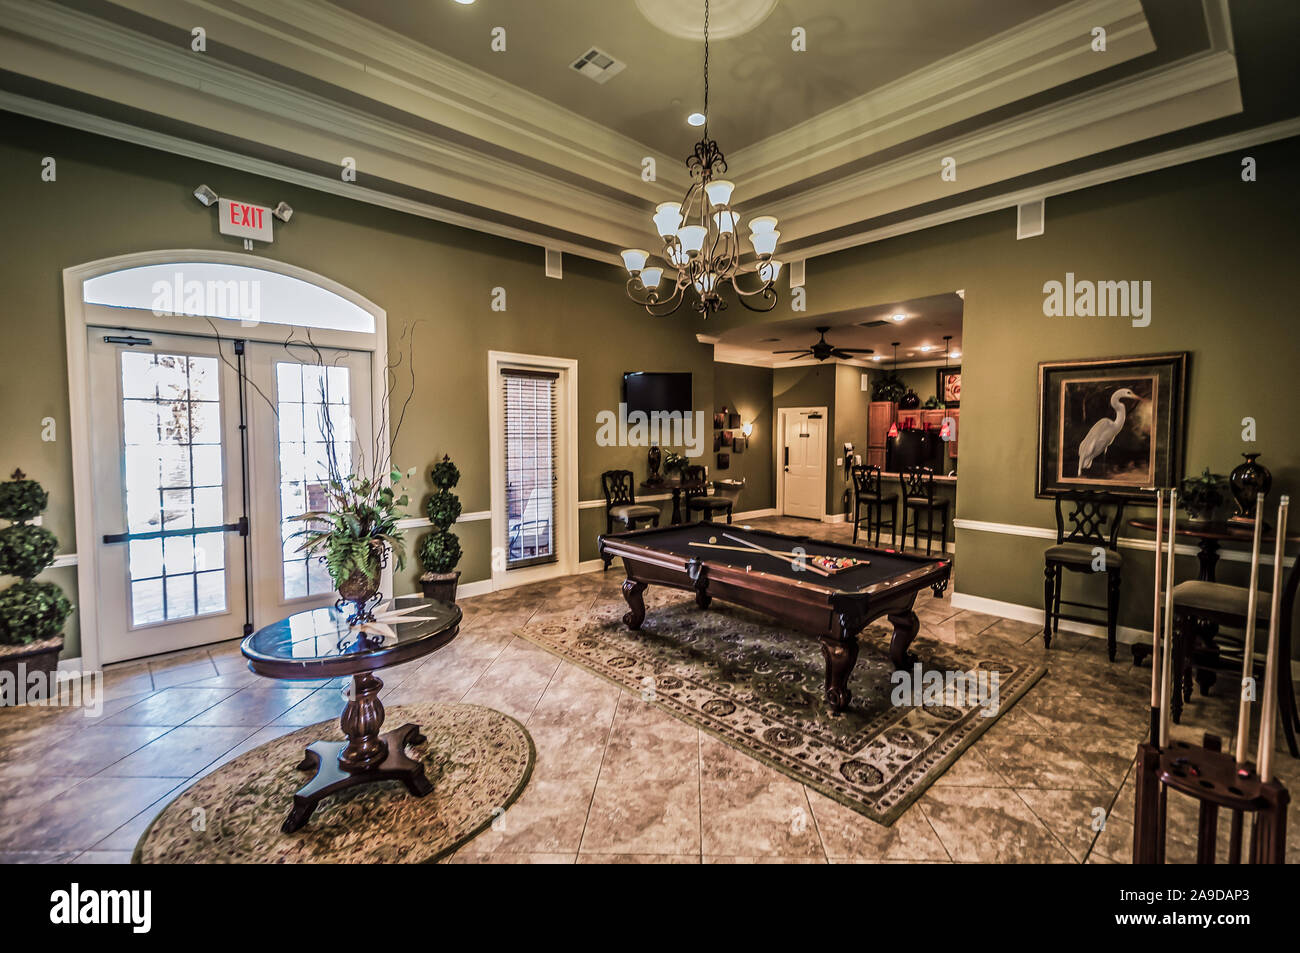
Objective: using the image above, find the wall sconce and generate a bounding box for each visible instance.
[741,421,754,438]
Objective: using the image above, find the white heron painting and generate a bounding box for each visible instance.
[1057,375,1157,486]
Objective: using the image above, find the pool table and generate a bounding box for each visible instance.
[597,522,951,713]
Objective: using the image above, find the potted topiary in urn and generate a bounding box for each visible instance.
[0,470,73,704]
[419,455,463,603]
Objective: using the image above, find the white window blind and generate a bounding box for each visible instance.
[502,368,558,568]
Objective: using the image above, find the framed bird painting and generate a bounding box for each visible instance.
[1036,352,1188,499]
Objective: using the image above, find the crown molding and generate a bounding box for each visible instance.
[766,48,1242,243]
[0,0,651,250]
[0,0,1261,270]
[105,0,692,198]
[786,116,1300,265]
[731,0,1155,196]
[0,89,623,266]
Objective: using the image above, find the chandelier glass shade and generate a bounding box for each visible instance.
[620,0,780,317]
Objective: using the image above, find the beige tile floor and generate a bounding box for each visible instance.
[1,516,1296,864]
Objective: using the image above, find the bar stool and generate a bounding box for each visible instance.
[851,464,896,546]
[899,466,949,556]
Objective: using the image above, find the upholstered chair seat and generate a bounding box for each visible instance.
[610,503,660,521]
[1172,580,1269,619]
[1043,543,1124,568]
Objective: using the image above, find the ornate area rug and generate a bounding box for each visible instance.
[133,703,534,863]
[519,597,1044,824]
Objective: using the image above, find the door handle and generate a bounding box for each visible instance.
[103,517,248,544]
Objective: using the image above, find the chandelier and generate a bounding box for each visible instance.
[620,0,781,316]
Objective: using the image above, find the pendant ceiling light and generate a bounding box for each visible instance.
[620,0,780,317]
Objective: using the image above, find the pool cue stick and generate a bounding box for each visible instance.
[690,540,870,568]
[1255,495,1289,784]
[1158,489,1178,749]
[1148,488,1164,741]
[1234,491,1267,767]
[688,541,812,568]
[722,532,833,578]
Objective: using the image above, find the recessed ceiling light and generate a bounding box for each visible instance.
[687,112,706,126]
[891,313,906,322]
[919,345,932,352]
[452,0,476,5]
[951,351,962,359]
[872,355,884,361]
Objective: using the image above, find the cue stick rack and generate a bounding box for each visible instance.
[1132,490,1291,864]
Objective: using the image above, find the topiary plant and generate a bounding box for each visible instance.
[420,455,462,588]
[0,470,72,647]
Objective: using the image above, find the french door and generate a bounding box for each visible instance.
[88,329,372,663]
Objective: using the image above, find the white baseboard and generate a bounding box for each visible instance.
[821,512,847,524]
[949,590,1147,645]
[733,508,778,521]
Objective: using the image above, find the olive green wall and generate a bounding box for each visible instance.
[832,365,870,516]
[772,364,836,514]
[716,136,1300,634]
[711,362,774,511]
[0,113,715,659]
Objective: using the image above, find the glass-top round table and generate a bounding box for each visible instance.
[240,596,461,833]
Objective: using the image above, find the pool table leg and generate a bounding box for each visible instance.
[819,631,860,713]
[886,609,921,669]
[621,579,647,629]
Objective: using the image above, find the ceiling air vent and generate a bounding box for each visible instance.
[572,47,626,84]
[856,319,890,328]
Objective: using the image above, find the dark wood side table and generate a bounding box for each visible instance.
[241,596,461,833]
[641,477,709,525]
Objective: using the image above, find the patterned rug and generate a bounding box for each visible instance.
[133,703,534,863]
[518,595,1045,824]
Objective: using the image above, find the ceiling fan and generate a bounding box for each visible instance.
[772,326,874,362]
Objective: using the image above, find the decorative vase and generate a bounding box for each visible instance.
[337,566,381,623]
[899,389,920,410]
[420,570,461,604]
[1229,453,1272,516]
[647,445,662,484]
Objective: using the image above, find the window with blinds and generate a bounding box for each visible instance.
[502,368,558,569]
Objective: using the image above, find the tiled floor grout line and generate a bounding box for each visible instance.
[574,689,624,862]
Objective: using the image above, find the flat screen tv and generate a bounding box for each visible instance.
[623,372,692,416]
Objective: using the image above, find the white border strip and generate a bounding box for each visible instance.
[954,517,1295,567]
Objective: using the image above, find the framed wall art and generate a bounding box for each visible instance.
[1036,352,1188,499]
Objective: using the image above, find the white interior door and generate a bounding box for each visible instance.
[245,343,374,623]
[781,408,826,519]
[89,331,248,663]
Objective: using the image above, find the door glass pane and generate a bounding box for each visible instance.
[276,361,351,599]
[120,352,228,625]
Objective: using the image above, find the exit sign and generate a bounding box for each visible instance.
[218,198,274,243]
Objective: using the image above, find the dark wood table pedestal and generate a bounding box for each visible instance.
[282,671,432,833]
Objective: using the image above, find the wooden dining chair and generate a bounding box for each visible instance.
[682,464,732,523]
[1042,490,1126,661]
[599,469,659,569]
